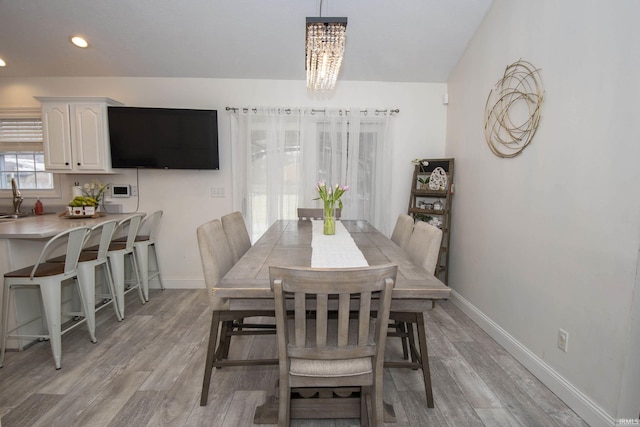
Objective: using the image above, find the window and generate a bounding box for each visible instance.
[231,107,395,240]
[0,152,53,190]
[0,111,57,195]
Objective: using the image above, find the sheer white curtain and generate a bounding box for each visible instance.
[301,109,348,208]
[346,110,394,233]
[230,107,305,241]
[230,107,395,241]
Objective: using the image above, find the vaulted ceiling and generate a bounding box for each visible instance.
[0,0,493,83]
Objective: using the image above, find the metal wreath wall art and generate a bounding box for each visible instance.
[484,59,544,158]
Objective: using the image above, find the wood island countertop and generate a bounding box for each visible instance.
[0,212,143,239]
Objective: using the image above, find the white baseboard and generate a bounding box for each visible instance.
[147,278,205,290]
[450,290,616,427]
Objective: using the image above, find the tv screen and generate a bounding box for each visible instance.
[108,107,219,170]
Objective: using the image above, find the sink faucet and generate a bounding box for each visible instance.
[11,178,23,214]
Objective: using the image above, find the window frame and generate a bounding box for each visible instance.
[0,108,61,199]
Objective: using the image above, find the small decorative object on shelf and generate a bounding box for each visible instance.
[414,213,433,223]
[428,216,443,229]
[417,176,430,189]
[411,158,429,172]
[433,200,444,211]
[429,167,448,190]
[314,182,349,235]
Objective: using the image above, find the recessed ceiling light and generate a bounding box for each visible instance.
[70,36,89,48]
[0,58,6,67]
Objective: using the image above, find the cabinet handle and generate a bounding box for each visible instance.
[65,162,69,166]
[77,162,81,166]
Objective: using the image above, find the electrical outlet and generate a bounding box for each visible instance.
[558,329,569,352]
[210,187,225,198]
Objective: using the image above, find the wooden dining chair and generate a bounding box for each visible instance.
[221,211,252,263]
[197,219,277,406]
[297,207,341,220]
[270,264,397,427]
[390,213,414,251]
[387,220,443,407]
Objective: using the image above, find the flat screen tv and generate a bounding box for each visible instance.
[108,107,219,170]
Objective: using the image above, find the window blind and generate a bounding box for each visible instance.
[0,118,44,150]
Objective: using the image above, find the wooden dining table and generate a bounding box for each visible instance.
[216,219,450,303]
[211,219,451,422]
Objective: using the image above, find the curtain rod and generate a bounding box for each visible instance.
[225,107,399,115]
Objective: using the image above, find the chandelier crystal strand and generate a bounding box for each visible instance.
[306,21,346,91]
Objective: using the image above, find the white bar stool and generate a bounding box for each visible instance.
[82,220,123,322]
[0,226,92,370]
[132,210,165,301]
[47,219,122,328]
[86,214,145,318]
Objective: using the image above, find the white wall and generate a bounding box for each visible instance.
[0,77,448,288]
[446,0,640,424]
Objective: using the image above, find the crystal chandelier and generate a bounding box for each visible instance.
[305,17,347,92]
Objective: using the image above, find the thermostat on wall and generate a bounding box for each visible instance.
[111,184,131,198]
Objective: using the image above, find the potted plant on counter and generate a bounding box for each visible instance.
[67,180,108,216]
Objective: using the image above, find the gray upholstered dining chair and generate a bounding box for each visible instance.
[270,264,397,427]
[197,219,276,406]
[387,220,443,408]
[390,213,414,251]
[388,213,415,358]
[406,220,443,274]
[197,219,234,308]
[297,207,341,220]
[221,211,252,263]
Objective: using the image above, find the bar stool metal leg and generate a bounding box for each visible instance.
[0,282,11,368]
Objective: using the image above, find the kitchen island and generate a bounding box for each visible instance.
[0,211,137,240]
[0,211,142,350]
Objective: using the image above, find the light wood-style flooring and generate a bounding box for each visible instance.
[0,289,588,426]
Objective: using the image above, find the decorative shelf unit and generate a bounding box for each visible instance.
[408,158,454,284]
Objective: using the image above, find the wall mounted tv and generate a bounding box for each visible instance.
[108,107,219,170]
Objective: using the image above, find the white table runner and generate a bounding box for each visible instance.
[310,220,369,268]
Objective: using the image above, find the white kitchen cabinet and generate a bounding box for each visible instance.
[35,97,123,173]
